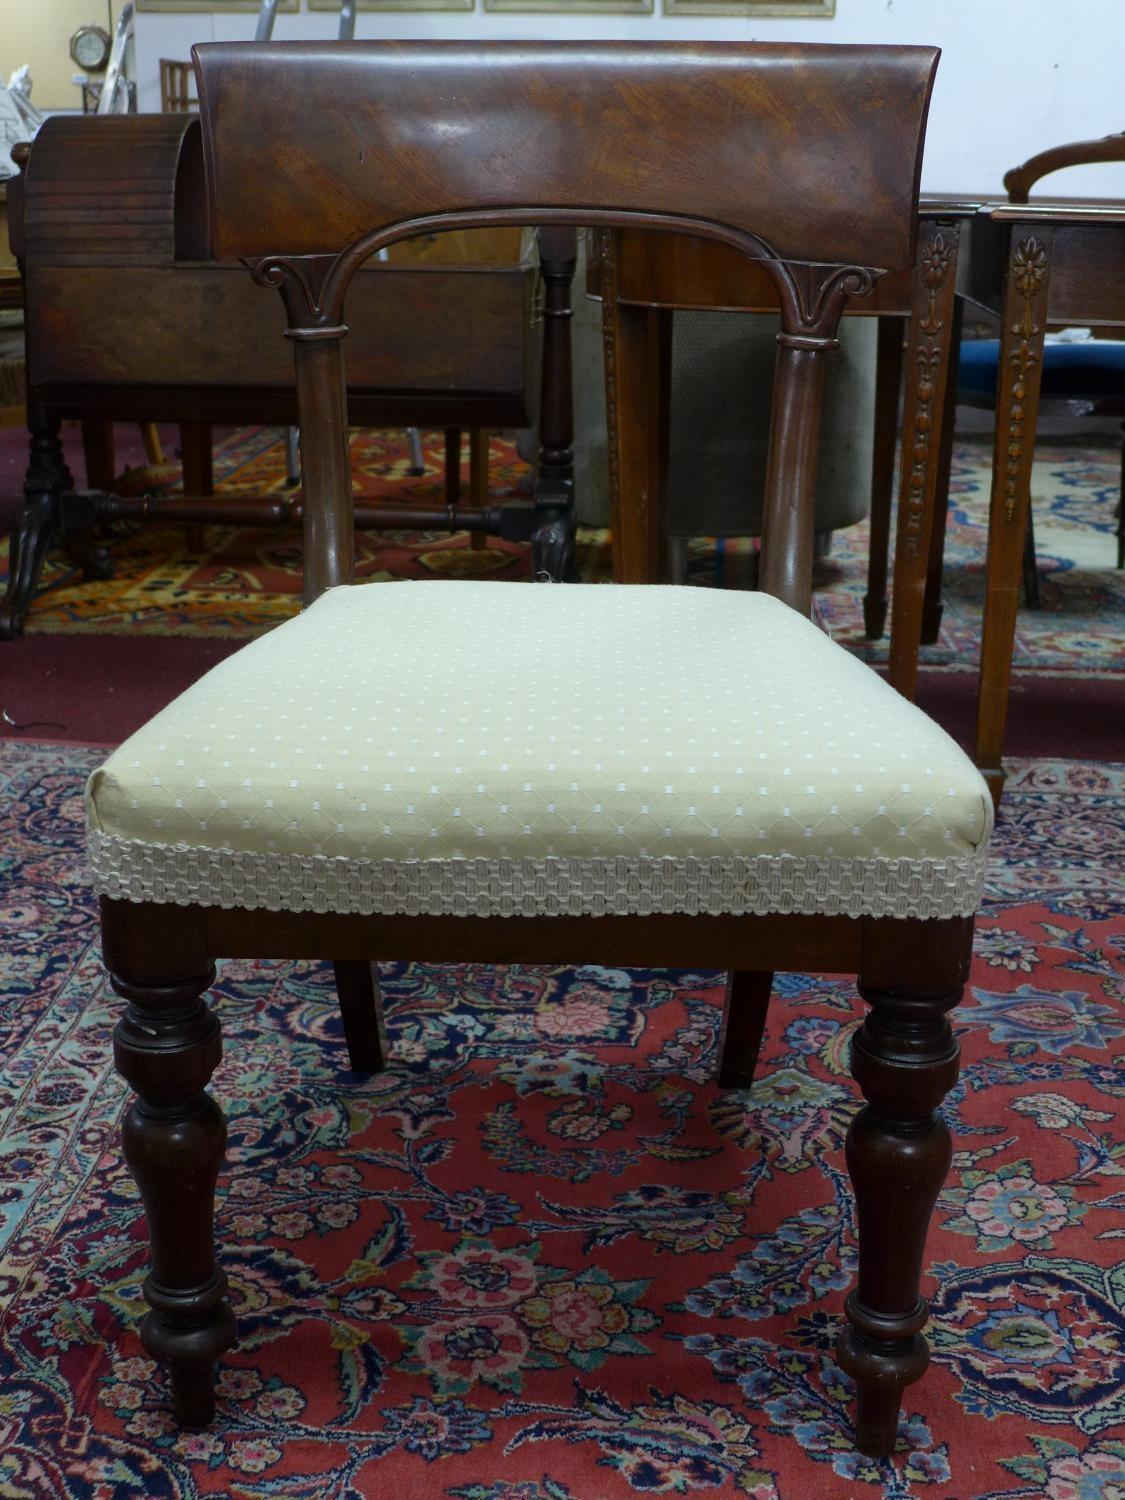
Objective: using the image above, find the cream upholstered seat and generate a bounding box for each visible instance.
[87,579,991,921]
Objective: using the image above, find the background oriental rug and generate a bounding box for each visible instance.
[1,740,1123,1498]
[4,427,1123,683]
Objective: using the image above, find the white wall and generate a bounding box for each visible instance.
[134,0,1125,196]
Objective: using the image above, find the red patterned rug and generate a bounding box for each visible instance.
[2,741,1123,1498]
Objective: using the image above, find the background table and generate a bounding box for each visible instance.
[966,202,1125,799]
[589,201,981,701]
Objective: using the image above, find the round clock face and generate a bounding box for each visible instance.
[70,25,111,72]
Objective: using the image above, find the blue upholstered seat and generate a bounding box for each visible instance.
[959,338,1125,400]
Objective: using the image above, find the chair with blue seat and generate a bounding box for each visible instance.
[922,132,1125,636]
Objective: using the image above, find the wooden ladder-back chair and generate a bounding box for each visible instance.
[88,40,993,1461]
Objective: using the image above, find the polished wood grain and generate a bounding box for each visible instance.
[196,42,936,272]
[94,42,967,1459]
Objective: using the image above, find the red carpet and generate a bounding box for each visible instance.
[1,742,1123,1498]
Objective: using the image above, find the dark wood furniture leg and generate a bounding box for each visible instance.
[600,230,672,585]
[103,899,236,1428]
[532,227,577,581]
[863,316,905,639]
[0,402,74,639]
[445,429,462,509]
[716,969,772,1088]
[888,219,961,699]
[331,959,387,1073]
[469,428,489,551]
[82,419,117,491]
[975,229,1052,805]
[837,916,969,1456]
[181,421,214,554]
[919,298,962,645]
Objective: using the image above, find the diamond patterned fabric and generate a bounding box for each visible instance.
[86,581,992,918]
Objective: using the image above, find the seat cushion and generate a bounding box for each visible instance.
[959,337,1125,399]
[87,581,992,920]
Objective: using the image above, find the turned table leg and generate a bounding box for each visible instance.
[837,918,970,1456]
[0,401,73,639]
[104,900,236,1427]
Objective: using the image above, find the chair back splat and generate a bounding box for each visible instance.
[192,41,939,611]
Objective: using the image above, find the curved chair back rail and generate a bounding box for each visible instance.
[192,41,939,611]
[193,41,937,273]
[1003,130,1125,203]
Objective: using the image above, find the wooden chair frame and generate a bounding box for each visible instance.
[98,40,975,1461]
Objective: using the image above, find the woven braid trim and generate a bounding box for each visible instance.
[87,829,986,920]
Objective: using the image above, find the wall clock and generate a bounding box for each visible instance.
[69,25,112,73]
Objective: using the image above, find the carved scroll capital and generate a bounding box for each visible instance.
[768,261,880,347]
[248,252,348,338]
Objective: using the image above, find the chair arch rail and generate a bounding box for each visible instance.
[248,207,880,348]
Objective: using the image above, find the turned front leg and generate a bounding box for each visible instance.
[106,902,236,1426]
[837,927,967,1457]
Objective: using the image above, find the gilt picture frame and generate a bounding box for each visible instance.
[485,0,653,14]
[663,0,833,14]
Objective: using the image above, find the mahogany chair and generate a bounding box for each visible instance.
[87,40,993,1461]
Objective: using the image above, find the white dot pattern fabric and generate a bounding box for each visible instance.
[86,581,992,919]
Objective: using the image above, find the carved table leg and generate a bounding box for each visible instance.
[863,316,905,640]
[104,899,236,1427]
[532,226,578,582]
[332,959,387,1073]
[976,229,1052,806]
[837,918,970,1456]
[0,402,72,639]
[920,298,961,645]
[716,969,772,1088]
[888,219,961,700]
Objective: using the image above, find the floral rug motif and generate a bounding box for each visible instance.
[5,429,1123,680]
[1,742,1123,1498]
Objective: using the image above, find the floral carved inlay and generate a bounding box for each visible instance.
[902,225,958,560]
[1003,235,1050,523]
[598,230,622,511]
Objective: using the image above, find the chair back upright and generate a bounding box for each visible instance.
[192,41,939,610]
